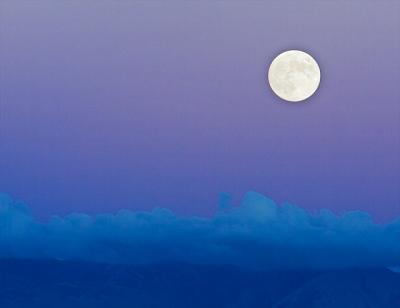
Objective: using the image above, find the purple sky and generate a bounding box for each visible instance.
[1,1,399,220]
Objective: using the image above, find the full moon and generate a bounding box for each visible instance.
[268,50,320,102]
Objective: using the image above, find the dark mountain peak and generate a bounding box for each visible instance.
[0,259,399,308]
[274,268,400,308]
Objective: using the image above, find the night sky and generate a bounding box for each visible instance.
[1,1,399,220]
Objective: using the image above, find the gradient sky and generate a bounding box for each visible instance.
[0,1,399,220]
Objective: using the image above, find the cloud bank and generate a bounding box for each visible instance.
[0,192,399,270]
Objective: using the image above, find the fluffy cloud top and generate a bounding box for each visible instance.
[0,192,399,270]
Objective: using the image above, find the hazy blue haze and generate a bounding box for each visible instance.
[1,192,399,269]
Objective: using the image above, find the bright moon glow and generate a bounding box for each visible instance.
[268,50,321,102]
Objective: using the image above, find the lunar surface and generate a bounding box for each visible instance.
[268,50,320,102]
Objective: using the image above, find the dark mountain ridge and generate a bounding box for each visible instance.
[0,259,399,308]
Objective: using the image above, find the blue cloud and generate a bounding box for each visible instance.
[0,192,399,269]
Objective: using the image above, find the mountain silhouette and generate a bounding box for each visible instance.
[0,259,399,308]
